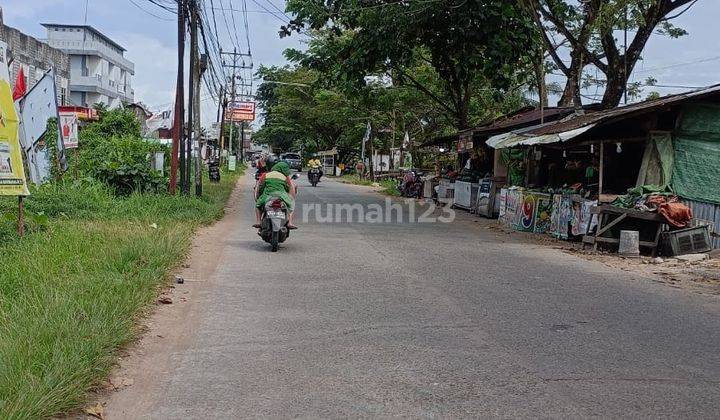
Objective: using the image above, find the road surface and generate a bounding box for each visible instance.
[105,172,720,418]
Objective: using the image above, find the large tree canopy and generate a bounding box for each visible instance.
[283,0,537,129]
[523,0,698,108]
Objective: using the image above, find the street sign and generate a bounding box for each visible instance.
[226,101,255,122]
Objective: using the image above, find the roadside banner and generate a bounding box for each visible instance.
[18,69,65,184]
[0,41,29,196]
[228,155,237,171]
[59,111,79,148]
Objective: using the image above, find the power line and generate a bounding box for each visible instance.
[635,56,720,74]
[127,0,175,20]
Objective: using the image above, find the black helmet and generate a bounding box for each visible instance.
[265,155,279,168]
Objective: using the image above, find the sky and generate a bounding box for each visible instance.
[0,0,304,127]
[1,0,718,126]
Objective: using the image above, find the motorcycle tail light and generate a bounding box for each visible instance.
[271,199,282,209]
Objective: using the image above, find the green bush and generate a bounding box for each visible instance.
[74,108,168,195]
[77,134,168,195]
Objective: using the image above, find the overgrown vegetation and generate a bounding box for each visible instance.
[0,106,245,419]
[0,169,241,419]
[76,108,169,195]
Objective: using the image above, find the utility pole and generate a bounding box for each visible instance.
[185,0,197,195]
[170,0,185,195]
[191,2,203,197]
[240,121,245,161]
[228,53,236,158]
[216,86,226,163]
[221,48,252,163]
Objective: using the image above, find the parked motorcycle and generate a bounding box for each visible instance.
[308,167,322,187]
[398,169,424,198]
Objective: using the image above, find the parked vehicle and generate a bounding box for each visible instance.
[280,153,303,171]
[308,167,322,187]
[398,169,424,198]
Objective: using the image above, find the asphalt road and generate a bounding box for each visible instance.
[106,172,720,418]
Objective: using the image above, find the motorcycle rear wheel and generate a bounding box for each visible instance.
[271,231,279,252]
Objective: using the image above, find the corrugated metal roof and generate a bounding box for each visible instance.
[527,84,720,136]
[471,107,576,137]
[419,106,575,148]
[488,84,720,149]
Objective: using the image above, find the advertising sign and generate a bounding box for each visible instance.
[18,69,65,184]
[0,41,29,196]
[226,101,255,122]
[59,112,79,148]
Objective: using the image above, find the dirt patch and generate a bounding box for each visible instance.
[475,214,720,296]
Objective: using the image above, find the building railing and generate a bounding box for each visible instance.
[71,75,134,99]
[45,39,134,72]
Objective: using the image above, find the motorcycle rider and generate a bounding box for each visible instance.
[307,158,323,182]
[253,161,298,230]
[255,153,271,178]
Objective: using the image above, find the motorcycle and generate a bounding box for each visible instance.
[258,195,290,252]
[258,174,299,252]
[308,167,322,187]
[398,169,424,198]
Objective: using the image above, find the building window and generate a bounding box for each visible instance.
[60,87,67,105]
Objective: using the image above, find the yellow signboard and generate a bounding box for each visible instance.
[0,41,29,196]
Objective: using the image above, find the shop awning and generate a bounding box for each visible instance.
[487,124,596,149]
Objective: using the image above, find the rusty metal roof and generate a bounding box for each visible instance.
[420,106,575,148]
[526,84,720,136]
[487,84,720,149]
[470,106,576,137]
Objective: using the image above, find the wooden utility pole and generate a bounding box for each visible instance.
[170,0,185,195]
[185,0,197,195]
[17,196,24,237]
[191,2,203,197]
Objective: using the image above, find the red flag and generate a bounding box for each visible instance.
[12,67,26,101]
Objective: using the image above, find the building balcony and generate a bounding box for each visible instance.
[70,75,134,101]
[45,39,134,73]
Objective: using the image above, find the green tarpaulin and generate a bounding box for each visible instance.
[672,103,720,204]
[637,131,674,187]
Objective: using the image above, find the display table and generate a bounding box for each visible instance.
[583,205,667,256]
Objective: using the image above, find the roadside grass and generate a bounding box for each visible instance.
[337,174,400,196]
[0,167,243,419]
[336,174,374,186]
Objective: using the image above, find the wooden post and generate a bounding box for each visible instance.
[599,142,604,200]
[17,196,24,237]
[72,147,78,180]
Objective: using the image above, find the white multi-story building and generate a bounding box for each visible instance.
[42,23,134,108]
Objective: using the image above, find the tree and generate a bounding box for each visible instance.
[254,65,366,161]
[523,0,698,108]
[283,0,536,129]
